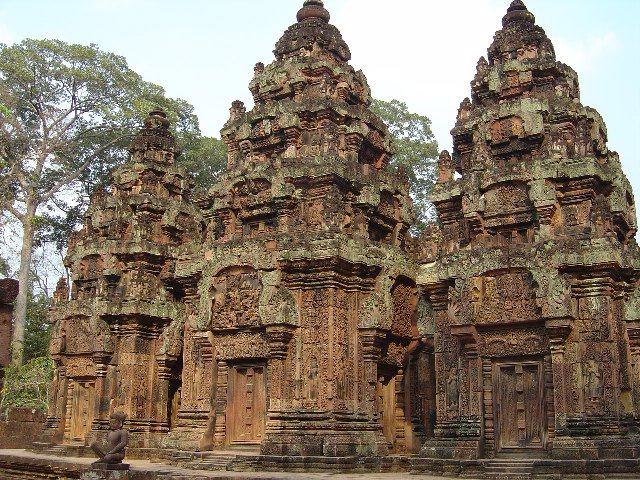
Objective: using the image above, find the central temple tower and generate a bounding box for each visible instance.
[166,0,425,456]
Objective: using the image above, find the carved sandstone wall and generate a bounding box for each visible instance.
[43,110,203,448]
[165,0,428,455]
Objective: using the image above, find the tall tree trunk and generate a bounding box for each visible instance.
[11,203,36,366]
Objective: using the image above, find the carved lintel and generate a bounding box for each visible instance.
[451,324,479,351]
[156,354,178,380]
[536,204,556,225]
[359,328,387,361]
[421,283,450,312]
[545,316,574,349]
[92,352,112,376]
[265,324,296,359]
[625,320,640,349]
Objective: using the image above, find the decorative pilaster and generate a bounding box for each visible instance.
[213,360,228,447]
[359,328,387,417]
[545,317,574,433]
[265,324,296,411]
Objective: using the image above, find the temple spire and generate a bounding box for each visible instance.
[129,109,176,162]
[297,0,330,23]
[502,0,535,26]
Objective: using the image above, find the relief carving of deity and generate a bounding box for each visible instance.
[446,367,460,418]
[584,360,602,401]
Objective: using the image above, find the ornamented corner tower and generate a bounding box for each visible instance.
[168,0,432,456]
[418,0,640,462]
[43,110,203,448]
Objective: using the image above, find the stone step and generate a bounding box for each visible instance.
[183,454,237,471]
[484,459,534,480]
[485,475,531,480]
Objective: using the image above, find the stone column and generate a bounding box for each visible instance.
[625,321,640,421]
[359,328,386,417]
[545,317,573,434]
[42,365,67,443]
[420,283,449,427]
[155,355,174,432]
[265,324,296,411]
[213,359,228,446]
[450,323,483,459]
[88,350,112,441]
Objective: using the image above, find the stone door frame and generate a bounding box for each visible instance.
[491,358,548,455]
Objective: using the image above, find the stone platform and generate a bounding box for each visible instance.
[0,449,455,480]
[3,449,640,480]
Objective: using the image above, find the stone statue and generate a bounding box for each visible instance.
[90,411,129,465]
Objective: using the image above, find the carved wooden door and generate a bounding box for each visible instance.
[228,365,266,444]
[69,381,95,442]
[409,351,435,437]
[495,362,545,452]
[376,367,396,445]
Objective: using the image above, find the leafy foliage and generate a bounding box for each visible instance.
[178,136,227,194]
[0,39,225,364]
[24,293,52,362]
[371,99,439,232]
[0,38,207,248]
[0,356,53,414]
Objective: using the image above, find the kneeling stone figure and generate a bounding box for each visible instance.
[90,411,129,465]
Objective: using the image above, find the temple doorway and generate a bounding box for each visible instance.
[227,364,266,444]
[67,380,95,442]
[407,349,435,439]
[376,365,398,446]
[494,361,546,453]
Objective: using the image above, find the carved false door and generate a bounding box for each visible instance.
[68,380,95,442]
[494,362,546,452]
[376,366,397,446]
[228,365,266,444]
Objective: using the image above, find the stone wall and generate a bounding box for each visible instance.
[0,408,46,449]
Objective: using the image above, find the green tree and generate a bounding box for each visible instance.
[0,38,207,365]
[371,99,439,232]
[23,293,52,362]
[0,357,53,414]
[179,136,227,193]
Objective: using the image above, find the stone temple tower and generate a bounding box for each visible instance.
[43,110,203,447]
[164,0,425,456]
[418,0,640,461]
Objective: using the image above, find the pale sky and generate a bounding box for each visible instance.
[1,0,639,212]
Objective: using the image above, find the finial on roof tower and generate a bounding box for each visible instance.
[297,0,330,23]
[130,109,175,156]
[502,0,535,27]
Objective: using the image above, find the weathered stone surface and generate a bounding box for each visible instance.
[43,109,202,448]
[165,0,424,456]
[81,464,130,480]
[0,408,46,449]
[44,0,430,459]
[418,0,640,464]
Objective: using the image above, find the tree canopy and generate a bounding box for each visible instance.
[371,99,439,232]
